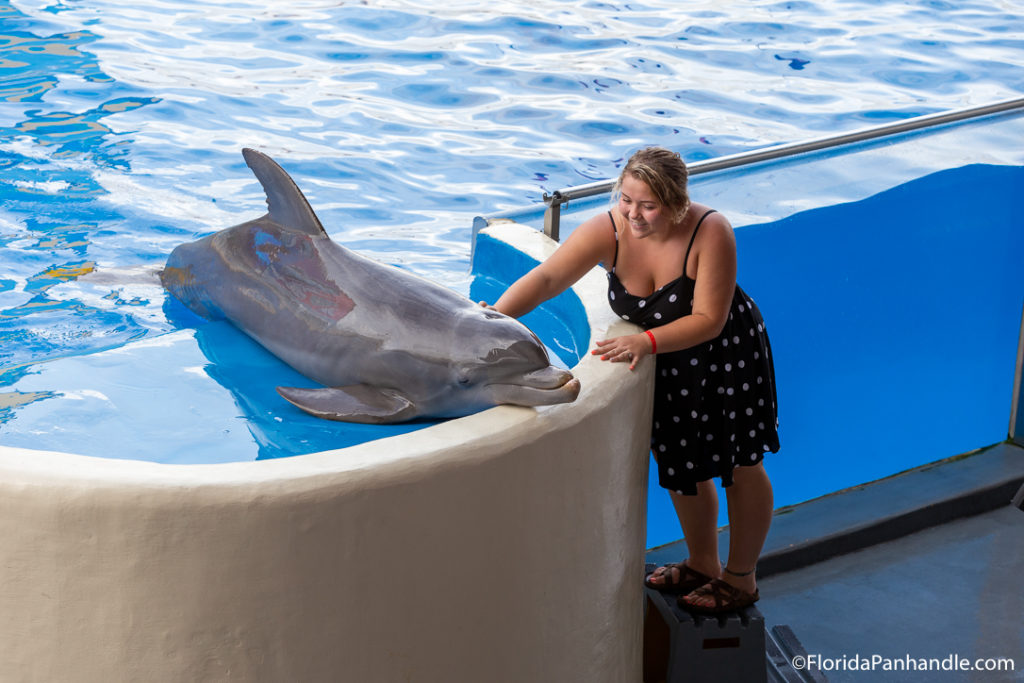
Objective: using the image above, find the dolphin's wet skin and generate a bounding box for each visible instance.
[161,149,580,423]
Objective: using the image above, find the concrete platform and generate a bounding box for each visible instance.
[758,504,1023,682]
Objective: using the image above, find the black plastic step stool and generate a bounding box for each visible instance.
[643,564,767,683]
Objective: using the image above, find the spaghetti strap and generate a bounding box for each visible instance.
[607,210,620,273]
[683,209,717,277]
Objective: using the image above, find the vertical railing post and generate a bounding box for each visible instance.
[1010,301,1024,447]
[1013,302,1024,508]
[543,194,563,242]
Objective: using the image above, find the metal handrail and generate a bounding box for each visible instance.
[541,96,1024,240]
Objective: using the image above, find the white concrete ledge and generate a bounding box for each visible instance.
[0,222,653,682]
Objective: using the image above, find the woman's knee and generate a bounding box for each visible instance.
[731,462,770,486]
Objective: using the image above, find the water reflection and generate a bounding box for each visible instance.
[14,97,157,153]
[0,388,57,423]
[0,28,109,103]
[1,9,161,379]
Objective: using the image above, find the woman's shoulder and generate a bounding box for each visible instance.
[687,204,737,277]
[572,208,619,245]
[690,204,734,244]
[691,203,731,228]
[548,208,618,272]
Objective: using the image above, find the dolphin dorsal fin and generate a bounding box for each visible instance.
[242,148,327,238]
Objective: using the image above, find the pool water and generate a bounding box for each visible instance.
[2,1,1023,543]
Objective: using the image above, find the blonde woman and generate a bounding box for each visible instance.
[484,147,779,613]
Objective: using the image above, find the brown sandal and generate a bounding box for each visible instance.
[679,578,760,614]
[643,562,714,594]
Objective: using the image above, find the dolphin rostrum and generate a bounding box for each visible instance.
[160,149,581,423]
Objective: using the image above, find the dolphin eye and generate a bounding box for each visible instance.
[456,372,471,386]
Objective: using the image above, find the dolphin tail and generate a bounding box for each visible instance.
[277,384,419,424]
[242,148,328,238]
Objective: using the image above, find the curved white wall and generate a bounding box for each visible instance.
[0,222,654,683]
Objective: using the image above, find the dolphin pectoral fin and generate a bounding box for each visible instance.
[276,385,418,424]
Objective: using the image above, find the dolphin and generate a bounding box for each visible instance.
[160,149,580,423]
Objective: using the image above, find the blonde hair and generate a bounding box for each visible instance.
[613,147,691,222]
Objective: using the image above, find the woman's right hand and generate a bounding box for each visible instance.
[592,333,652,371]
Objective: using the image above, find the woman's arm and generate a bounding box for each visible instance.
[489,212,616,318]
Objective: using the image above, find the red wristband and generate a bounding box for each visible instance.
[645,330,657,354]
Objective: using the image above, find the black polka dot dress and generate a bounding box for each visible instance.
[606,210,780,495]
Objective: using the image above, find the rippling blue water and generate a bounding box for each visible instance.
[2,0,1022,465]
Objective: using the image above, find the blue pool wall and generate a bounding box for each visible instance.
[731,163,1024,519]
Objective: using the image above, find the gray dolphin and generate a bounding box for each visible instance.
[160,149,580,423]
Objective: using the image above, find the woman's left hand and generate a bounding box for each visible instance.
[592,333,651,371]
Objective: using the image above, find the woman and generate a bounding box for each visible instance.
[484,147,779,614]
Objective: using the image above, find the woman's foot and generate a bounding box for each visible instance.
[679,565,758,613]
[644,561,715,594]
[679,578,759,614]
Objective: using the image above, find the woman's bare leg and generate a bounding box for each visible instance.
[670,479,722,579]
[686,463,772,607]
[647,479,722,586]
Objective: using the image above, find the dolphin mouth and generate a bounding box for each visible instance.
[520,365,575,389]
[488,368,581,407]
